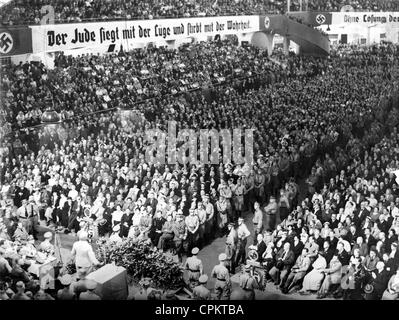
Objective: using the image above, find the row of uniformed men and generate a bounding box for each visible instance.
[185,248,258,300]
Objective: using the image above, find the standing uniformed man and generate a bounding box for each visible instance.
[252,202,264,244]
[184,247,203,289]
[203,195,214,245]
[173,212,187,262]
[211,253,231,300]
[196,202,207,248]
[239,265,258,300]
[264,196,279,231]
[192,274,211,300]
[185,207,200,253]
[225,222,238,274]
[235,217,251,267]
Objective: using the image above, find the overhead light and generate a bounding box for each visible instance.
[41,109,61,124]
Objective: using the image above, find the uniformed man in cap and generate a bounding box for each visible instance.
[225,222,237,274]
[239,265,258,300]
[158,214,175,251]
[184,247,203,289]
[196,201,207,248]
[252,202,264,244]
[26,195,40,240]
[211,253,231,300]
[79,280,101,300]
[192,274,211,300]
[173,212,187,262]
[203,195,215,244]
[185,205,200,253]
[264,196,278,231]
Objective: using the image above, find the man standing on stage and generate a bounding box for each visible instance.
[70,231,101,280]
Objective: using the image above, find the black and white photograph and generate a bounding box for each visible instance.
[1,0,399,311]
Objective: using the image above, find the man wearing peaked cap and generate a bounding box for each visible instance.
[184,247,203,289]
[211,253,231,300]
[225,222,238,273]
[239,264,258,300]
[192,274,211,300]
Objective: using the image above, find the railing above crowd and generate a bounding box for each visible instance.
[2,0,399,26]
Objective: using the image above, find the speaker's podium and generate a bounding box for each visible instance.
[86,264,128,300]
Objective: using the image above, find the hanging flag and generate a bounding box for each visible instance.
[0,25,32,57]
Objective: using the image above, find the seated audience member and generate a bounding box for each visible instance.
[382,268,399,300]
[364,261,390,300]
[317,254,342,299]
[300,251,327,294]
[281,248,311,294]
[268,242,295,286]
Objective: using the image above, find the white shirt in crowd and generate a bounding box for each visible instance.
[112,209,124,225]
[68,189,79,201]
[237,223,251,240]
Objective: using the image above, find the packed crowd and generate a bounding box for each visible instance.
[1,41,399,300]
[2,0,399,25]
[0,39,281,131]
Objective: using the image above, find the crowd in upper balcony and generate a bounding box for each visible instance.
[2,0,399,26]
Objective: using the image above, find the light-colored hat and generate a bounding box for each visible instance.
[44,232,52,239]
[218,253,227,261]
[191,247,199,255]
[59,274,72,286]
[198,275,208,284]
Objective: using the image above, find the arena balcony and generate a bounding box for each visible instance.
[2,0,399,26]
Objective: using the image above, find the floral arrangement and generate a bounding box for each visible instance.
[95,238,185,290]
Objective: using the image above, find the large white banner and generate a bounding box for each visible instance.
[332,12,399,25]
[30,16,259,53]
